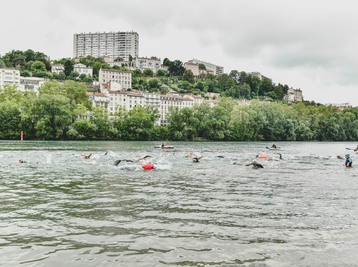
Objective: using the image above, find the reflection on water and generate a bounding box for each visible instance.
[0,141,357,266]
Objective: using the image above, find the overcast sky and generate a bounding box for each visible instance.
[1,0,357,106]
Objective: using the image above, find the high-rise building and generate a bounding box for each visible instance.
[73,31,139,61]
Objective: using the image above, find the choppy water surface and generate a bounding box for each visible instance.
[0,141,357,267]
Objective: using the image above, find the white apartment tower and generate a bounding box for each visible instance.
[73,31,139,61]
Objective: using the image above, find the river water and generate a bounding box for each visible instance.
[0,141,357,267]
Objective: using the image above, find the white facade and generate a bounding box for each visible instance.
[160,94,196,125]
[187,59,224,75]
[144,92,161,109]
[133,57,161,72]
[51,64,65,74]
[86,92,109,109]
[107,90,145,113]
[99,68,132,91]
[19,77,45,93]
[284,88,303,102]
[0,68,20,87]
[73,63,93,77]
[73,31,139,62]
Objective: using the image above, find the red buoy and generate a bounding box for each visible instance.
[142,163,155,170]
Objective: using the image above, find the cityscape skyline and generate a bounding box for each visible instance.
[0,0,358,106]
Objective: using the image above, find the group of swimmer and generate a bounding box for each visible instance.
[17,143,356,170]
[246,143,355,169]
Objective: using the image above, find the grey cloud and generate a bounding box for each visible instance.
[1,0,358,105]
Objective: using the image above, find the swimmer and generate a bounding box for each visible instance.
[245,162,264,169]
[114,159,133,166]
[266,144,277,149]
[81,153,92,159]
[278,153,283,160]
[135,155,152,162]
[19,160,27,163]
[345,154,353,167]
[192,155,203,163]
[114,159,122,166]
[187,152,203,162]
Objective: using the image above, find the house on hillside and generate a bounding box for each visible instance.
[284,88,303,102]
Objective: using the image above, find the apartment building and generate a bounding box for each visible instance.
[108,90,145,113]
[187,59,224,75]
[73,31,139,62]
[99,68,132,91]
[19,77,45,93]
[0,68,20,87]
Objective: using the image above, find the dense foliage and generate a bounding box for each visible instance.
[0,82,357,141]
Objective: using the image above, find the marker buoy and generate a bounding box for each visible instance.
[142,163,155,170]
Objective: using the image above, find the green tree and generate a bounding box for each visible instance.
[20,70,32,77]
[239,83,251,99]
[68,119,98,140]
[147,78,161,92]
[0,84,23,103]
[258,77,274,96]
[143,68,154,77]
[64,59,74,77]
[156,69,167,77]
[168,60,185,76]
[198,63,206,70]
[132,69,142,78]
[0,102,22,139]
[32,94,72,139]
[0,59,5,68]
[183,69,195,84]
[31,60,48,77]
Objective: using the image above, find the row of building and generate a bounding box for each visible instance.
[50,57,224,77]
[87,88,218,125]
